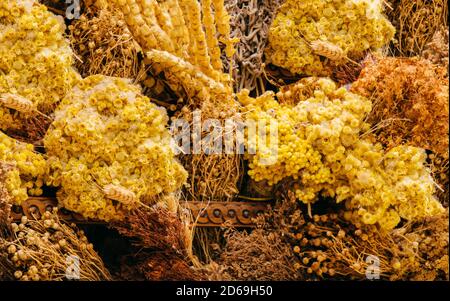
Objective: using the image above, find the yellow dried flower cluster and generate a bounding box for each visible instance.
[265,0,395,75]
[0,0,80,133]
[0,132,46,205]
[240,78,444,229]
[44,75,187,221]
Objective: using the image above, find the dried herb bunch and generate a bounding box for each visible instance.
[422,27,449,72]
[266,192,448,280]
[69,5,146,79]
[218,225,299,280]
[388,0,448,56]
[0,208,111,281]
[225,0,283,94]
[111,203,204,280]
[351,56,449,159]
[0,164,14,280]
[112,203,187,253]
[174,102,243,201]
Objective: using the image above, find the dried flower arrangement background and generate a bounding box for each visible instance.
[0,0,448,281]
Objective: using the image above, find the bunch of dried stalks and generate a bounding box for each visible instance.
[0,207,111,281]
[388,0,448,56]
[225,0,283,95]
[111,202,207,280]
[351,56,449,159]
[423,27,449,72]
[69,6,146,80]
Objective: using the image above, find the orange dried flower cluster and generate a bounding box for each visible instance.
[351,56,449,159]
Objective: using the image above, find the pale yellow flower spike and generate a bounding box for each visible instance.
[163,0,191,59]
[145,50,226,101]
[201,0,223,72]
[212,0,238,59]
[151,0,178,52]
[178,0,198,66]
[182,0,216,79]
[114,0,159,50]
[134,0,175,52]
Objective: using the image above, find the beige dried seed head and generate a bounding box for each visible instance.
[103,184,137,205]
[310,40,345,61]
[0,93,36,114]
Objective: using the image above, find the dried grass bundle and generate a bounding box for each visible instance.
[218,227,299,280]
[175,102,243,202]
[111,203,211,281]
[267,192,448,280]
[0,208,111,281]
[111,204,187,253]
[69,6,145,80]
[225,0,283,95]
[117,251,205,281]
[423,27,449,72]
[388,0,448,56]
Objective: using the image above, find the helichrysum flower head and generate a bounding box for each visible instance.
[240,77,444,230]
[0,0,80,133]
[266,0,395,76]
[44,75,187,221]
[0,132,46,204]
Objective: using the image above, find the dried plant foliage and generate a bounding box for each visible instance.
[0,208,111,281]
[111,203,207,280]
[111,204,187,253]
[117,251,205,281]
[175,103,243,202]
[69,7,145,80]
[0,164,14,280]
[262,192,449,280]
[215,199,301,280]
[351,56,449,159]
[225,0,283,95]
[388,0,448,56]
[218,226,299,280]
[422,27,449,72]
[331,61,365,87]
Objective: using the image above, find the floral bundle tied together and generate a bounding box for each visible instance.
[0,0,80,140]
[240,78,444,230]
[44,75,187,221]
[265,0,395,76]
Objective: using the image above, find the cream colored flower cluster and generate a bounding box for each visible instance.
[240,78,444,229]
[266,0,395,75]
[0,132,46,204]
[44,75,187,221]
[0,0,79,131]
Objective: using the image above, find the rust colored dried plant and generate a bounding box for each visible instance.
[111,204,186,253]
[423,27,449,72]
[351,56,449,159]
